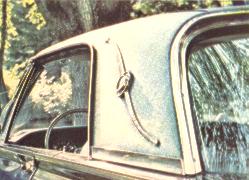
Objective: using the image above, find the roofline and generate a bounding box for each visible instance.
[30,10,205,62]
[31,5,249,62]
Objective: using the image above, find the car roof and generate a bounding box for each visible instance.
[31,5,249,62]
[32,11,203,60]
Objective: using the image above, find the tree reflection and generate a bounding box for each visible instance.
[188,38,249,175]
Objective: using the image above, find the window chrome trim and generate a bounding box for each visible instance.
[170,10,249,175]
[92,146,183,174]
[3,65,37,142]
[0,143,182,180]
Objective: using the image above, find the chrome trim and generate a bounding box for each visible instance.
[30,42,91,62]
[92,146,183,174]
[0,144,182,179]
[87,43,95,159]
[170,9,249,175]
[3,66,37,142]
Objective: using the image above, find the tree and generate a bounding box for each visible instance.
[35,0,132,43]
[0,0,9,111]
[0,0,47,111]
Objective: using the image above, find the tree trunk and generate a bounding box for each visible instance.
[35,0,132,43]
[0,0,10,111]
[76,0,95,32]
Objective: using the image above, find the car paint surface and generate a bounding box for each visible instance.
[0,6,248,180]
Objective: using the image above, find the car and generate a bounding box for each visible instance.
[0,5,248,180]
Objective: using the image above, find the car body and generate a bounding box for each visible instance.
[0,5,248,180]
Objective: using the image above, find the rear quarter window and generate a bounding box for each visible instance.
[188,38,249,175]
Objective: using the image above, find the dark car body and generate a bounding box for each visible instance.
[0,6,248,180]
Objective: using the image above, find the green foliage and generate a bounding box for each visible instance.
[21,0,46,30]
[0,0,48,100]
[6,1,45,68]
[131,1,187,18]
[0,0,46,51]
[31,71,73,114]
[3,60,27,98]
[0,1,18,49]
[131,0,232,18]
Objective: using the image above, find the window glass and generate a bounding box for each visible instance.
[188,38,249,175]
[8,48,90,153]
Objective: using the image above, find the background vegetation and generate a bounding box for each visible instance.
[0,0,247,111]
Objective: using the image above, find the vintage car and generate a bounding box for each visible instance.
[0,5,248,180]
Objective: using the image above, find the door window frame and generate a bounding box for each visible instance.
[170,11,249,175]
[1,43,96,159]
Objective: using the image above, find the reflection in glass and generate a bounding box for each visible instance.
[9,49,90,140]
[188,38,249,176]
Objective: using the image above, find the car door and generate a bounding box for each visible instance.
[0,44,96,180]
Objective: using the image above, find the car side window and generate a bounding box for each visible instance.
[8,48,90,153]
[188,38,249,174]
